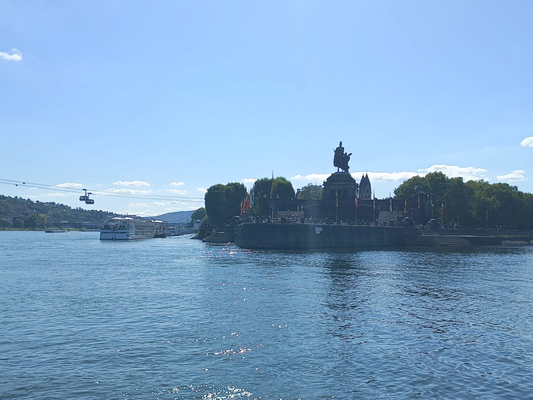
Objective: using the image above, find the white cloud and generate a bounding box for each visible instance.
[41,192,67,197]
[0,48,22,61]
[351,171,421,182]
[167,189,187,195]
[112,180,151,187]
[170,181,185,186]
[497,170,526,182]
[129,201,188,208]
[120,210,154,217]
[197,188,207,194]
[242,178,257,185]
[55,182,83,189]
[104,188,152,195]
[418,165,487,181]
[520,137,533,147]
[129,203,151,208]
[291,173,330,182]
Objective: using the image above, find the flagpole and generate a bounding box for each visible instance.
[335,184,338,224]
[270,171,274,222]
[355,187,359,225]
[373,190,376,225]
[354,189,357,225]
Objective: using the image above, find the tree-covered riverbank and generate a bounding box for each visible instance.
[0,195,115,229]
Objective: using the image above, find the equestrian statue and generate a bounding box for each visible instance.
[333,141,352,172]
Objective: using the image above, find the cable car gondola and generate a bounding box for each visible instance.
[79,188,88,202]
[79,189,94,204]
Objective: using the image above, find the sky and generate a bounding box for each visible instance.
[2,0,533,217]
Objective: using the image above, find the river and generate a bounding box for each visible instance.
[1,231,532,399]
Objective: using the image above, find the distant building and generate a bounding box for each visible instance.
[359,173,372,200]
[193,219,202,232]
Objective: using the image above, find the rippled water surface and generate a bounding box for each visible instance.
[1,231,533,399]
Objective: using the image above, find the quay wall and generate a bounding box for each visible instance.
[234,223,421,250]
[233,223,518,250]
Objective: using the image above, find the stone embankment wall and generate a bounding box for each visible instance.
[232,223,528,250]
[233,223,420,250]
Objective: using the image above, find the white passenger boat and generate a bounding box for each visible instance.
[100,217,166,240]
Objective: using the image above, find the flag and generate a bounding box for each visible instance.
[355,188,359,208]
[404,199,407,213]
[250,188,254,207]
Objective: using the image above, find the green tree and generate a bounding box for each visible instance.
[205,184,227,226]
[225,182,248,221]
[24,214,46,229]
[204,182,247,226]
[394,175,428,199]
[251,178,273,217]
[251,177,296,217]
[272,177,295,199]
[298,184,323,200]
[444,177,474,226]
[0,218,10,228]
[12,217,24,228]
[466,180,500,227]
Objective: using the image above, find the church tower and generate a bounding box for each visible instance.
[359,174,372,200]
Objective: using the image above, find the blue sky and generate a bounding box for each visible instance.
[2,0,533,216]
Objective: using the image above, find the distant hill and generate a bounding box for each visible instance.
[0,194,115,223]
[154,210,194,224]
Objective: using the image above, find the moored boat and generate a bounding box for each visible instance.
[100,217,166,240]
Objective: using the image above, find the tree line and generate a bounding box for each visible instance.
[395,172,533,229]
